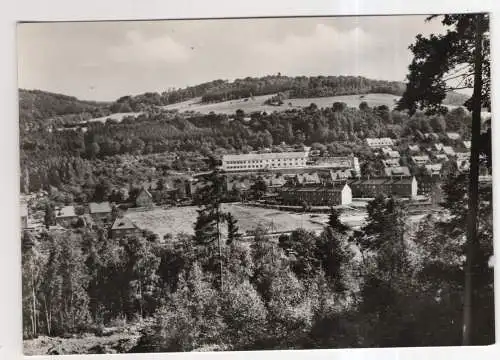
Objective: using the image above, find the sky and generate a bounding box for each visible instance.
[17,15,449,102]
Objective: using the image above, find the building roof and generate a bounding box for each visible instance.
[442,146,455,156]
[463,140,471,149]
[434,154,449,160]
[330,169,352,181]
[408,144,420,152]
[295,172,321,185]
[456,152,470,160]
[425,163,443,175]
[411,155,430,164]
[383,159,401,168]
[384,166,411,177]
[434,143,444,151]
[89,202,112,214]
[55,205,76,218]
[222,151,306,162]
[392,177,415,185]
[112,217,138,230]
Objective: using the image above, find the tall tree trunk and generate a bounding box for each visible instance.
[463,14,484,346]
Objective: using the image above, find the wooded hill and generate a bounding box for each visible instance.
[19,75,470,129]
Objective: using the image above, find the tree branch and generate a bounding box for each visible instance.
[443,72,474,82]
[445,86,473,91]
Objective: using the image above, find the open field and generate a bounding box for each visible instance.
[87,112,143,123]
[124,203,372,240]
[160,93,402,115]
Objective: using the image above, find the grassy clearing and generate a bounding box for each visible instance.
[160,93,402,115]
[87,112,143,123]
[124,203,371,240]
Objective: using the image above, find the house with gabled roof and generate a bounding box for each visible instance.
[89,202,112,222]
[411,155,431,167]
[55,205,78,227]
[463,140,471,150]
[111,217,142,239]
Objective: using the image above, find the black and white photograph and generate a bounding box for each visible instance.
[17,13,494,355]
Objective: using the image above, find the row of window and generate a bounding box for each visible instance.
[225,158,305,165]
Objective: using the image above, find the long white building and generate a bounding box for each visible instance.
[222,152,308,171]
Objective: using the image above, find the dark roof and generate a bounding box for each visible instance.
[89,202,112,214]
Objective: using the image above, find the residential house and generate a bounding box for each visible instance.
[463,140,471,150]
[434,143,444,152]
[382,158,401,168]
[408,144,420,152]
[442,146,456,156]
[433,154,449,162]
[330,169,353,182]
[456,152,470,160]
[89,202,112,222]
[425,163,443,177]
[55,205,78,227]
[411,155,431,167]
[280,183,352,206]
[295,172,321,186]
[111,217,142,239]
[135,187,154,208]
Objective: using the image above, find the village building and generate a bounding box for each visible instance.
[442,146,456,156]
[433,153,449,162]
[366,137,394,148]
[89,202,112,222]
[463,140,471,149]
[408,144,420,152]
[382,158,401,168]
[411,155,431,167]
[455,152,470,160]
[279,183,352,206]
[425,163,443,177]
[434,143,444,152]
[349,176,418,199]
[111,217,142,239]
[55,205,78,227]
[330,169,353,182]
[135,187,154,207]
[295,172,321,186]
[311,155,360,172]
[221,151,308,171]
